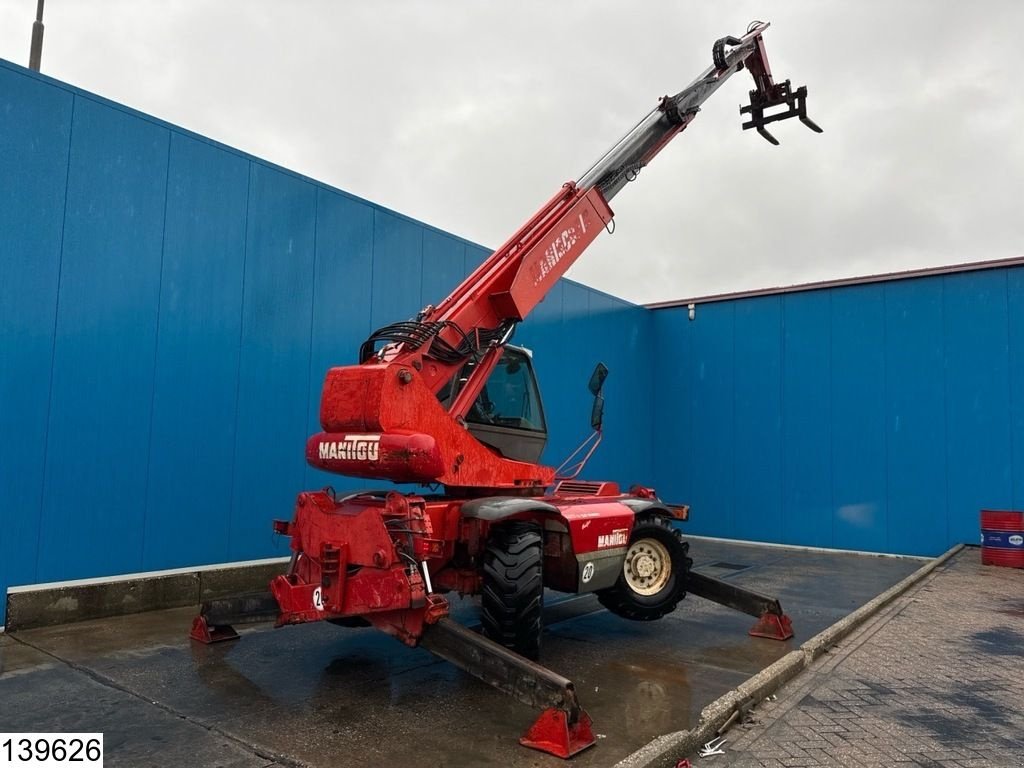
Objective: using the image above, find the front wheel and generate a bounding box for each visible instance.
[480,522,544,660]
[597,516,692,621]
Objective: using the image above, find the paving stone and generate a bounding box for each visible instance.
[708,553,1024,768]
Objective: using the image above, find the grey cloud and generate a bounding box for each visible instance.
[1,0,1020,303]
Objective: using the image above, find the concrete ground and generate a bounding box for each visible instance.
[0,539,920,768]
[704,550,1024,768]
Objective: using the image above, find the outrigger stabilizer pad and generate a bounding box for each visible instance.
[520,707,596,759]
[190,614,239,644]
[189,591,281,644]
[749,610,795,641]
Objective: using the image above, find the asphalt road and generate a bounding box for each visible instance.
[0,539,921,767]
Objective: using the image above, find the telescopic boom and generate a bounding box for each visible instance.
[361,21,821,422]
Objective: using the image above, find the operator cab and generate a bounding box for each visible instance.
[440,346,548,463]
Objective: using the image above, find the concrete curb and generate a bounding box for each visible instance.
[5,559,289,632]
[613,543,965,768]
[799,543,963,664]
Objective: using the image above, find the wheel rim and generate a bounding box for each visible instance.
[623,537,672,596]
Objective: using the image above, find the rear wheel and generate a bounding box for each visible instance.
[480,522,543,660]
[597,515,691,621]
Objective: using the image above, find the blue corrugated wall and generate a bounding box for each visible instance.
[0,60,652,624]
[652,269,1024,556]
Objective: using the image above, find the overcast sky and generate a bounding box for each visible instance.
[1,1,1022,304]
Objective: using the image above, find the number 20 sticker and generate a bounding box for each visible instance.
[581,562,595,583]
[312,587,325,611]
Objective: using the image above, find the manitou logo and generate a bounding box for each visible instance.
[597,529,629,549]
[534,213,588,286]
[318,435,381,462]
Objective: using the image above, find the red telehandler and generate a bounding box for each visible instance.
[191,21,821,758]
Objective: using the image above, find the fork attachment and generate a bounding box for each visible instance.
[723,25,822,145]
[741,80,823,145]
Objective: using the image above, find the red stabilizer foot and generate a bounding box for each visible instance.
[189,614,240,644]
[749,611,794,641]
[520,707,596,759]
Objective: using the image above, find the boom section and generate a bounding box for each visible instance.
[578,22,772,201]
[363,21,816,415]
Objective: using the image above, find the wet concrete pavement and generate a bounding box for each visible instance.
[0,539,922,767]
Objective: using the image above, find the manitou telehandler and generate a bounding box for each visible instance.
[191,21,821,758]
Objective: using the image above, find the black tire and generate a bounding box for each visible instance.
[597,515,692,621]
[480,522,544,660]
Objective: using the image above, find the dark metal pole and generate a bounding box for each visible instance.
[29,0,45,71]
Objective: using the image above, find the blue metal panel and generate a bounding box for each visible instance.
[530,280,565,329]
[1010,267,1024,511]
[519,281,564,466]
[141,133,249,570]
[733,297,782,543]
[37,96,170,581]
[884,277,948,556]
[228,164,316,561]
[562,281,591,322]
[616,303,655,486]
[421,230,466,307]
[686,303,735,537]
[517,278,564,368]
[370,211,422,329]
[304,189,375,490]
[651,309,692,508]
[465,243,491,275]
[0,67,73,622]
[547,282,592,465]
[943,270,1012,544]
[581,292,651,486]
[521,276,565,359]
[622,304,656,488]
[830,285,888,552]
[781,293,832,547]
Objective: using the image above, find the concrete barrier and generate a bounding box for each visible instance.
[4,558,288,631]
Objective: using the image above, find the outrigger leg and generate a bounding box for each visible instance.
[189,596,594,759]
[421,618,595,758]
[687,571,795,641]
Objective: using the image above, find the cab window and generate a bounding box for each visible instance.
[466,352,546,432]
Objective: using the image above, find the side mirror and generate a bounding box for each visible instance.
[588,363,608,397]
[588,363,608,431]
[591,394,605,431]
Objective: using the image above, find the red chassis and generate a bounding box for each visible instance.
[268,484,685,644]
